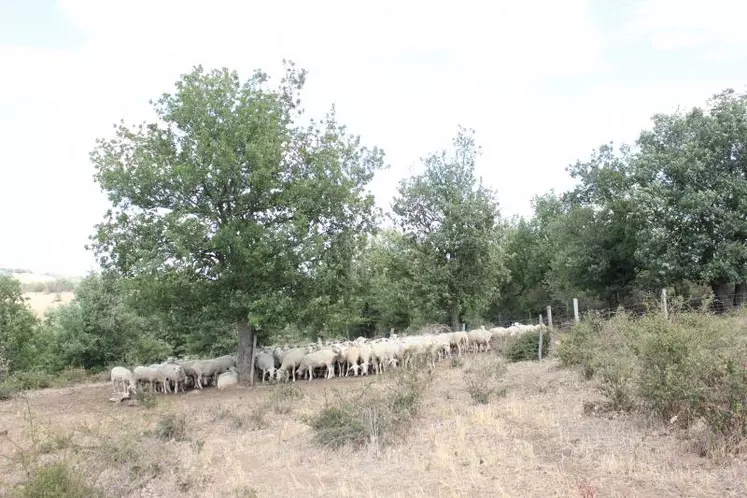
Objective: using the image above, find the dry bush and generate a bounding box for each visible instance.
[154,414,187,441]
[267,382,304,414]
[463,355,508,404]
[305,366,433,451]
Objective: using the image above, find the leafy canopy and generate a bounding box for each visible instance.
[392,126,507,328]
[88,62,385,341]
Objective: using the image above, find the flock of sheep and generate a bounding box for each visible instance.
[109,322,546,396]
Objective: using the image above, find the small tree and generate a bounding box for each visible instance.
[392,127,507,330]
[0,275,39,375]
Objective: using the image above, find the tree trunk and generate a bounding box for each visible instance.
[237,318,255,384]
[712,281,734,313]
[734,281,747,308]
[450,299,460,332]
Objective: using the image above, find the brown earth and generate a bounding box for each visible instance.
[1,358,745,497]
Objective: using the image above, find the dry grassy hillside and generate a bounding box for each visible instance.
[1,357,744,498]
[22,291,75,317]
[1,268,79,317]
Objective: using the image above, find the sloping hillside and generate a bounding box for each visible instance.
[1,267,79,317]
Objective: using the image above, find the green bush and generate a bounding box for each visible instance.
[504,331,550,362]
[0,381,18,400]
[557,320,598,368]
[15,462,102,498]
[3,371,55,391]
[566,310,747,454]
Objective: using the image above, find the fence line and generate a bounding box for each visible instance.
[462,289,747,334]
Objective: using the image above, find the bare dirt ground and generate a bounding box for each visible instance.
[22,291,75,317]
[1,358,745,498]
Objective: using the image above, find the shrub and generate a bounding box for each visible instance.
[137,389,159,409]
[306,367,432,450]
[557,321,598,368]
[3,371,55,391]
[0,381,18,401]
[634,314,747,445]
[567,310,747,454]
[463,356,507,404]
[504,331,550,362]
[268,383,303,415]
[15,462,102,498]
[154,414,187,441]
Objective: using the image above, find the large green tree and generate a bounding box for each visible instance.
[88,62,385,378]
[391,127,507,330]
[633,89,747,308]
[557,144,642,307]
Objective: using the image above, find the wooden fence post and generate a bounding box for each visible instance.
[249,335,258,386]
[538,327,544,361]
[573,298,580,323]
[538,314,543,325]
[546,306,553,328]
[661,288,668,320]
[462,323,466,332]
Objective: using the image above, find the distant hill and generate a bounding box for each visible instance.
[1,266,81,317]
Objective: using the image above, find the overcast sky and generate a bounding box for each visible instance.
[1,0,747,276]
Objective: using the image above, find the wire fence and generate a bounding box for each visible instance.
[476,289,747,334]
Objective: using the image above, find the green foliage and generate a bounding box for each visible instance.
[392,127,508,329]
[40,274,172,372]
[0,275,41,375]
[568,311,747,454]
[504,331,550,362]
[15,462,102,498]
[633,90,747,302]
[87,61,385,362]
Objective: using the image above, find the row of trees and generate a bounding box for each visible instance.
[3,62,747,378]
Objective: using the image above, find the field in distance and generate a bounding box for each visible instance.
[1,267,79,317]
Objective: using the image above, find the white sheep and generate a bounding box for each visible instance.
[133,366,164,392]
[217,367,239,390]
[255,352,277,383]
[296,348,338,381]
[110,366,136,395]
[276,348,307,382]
[345,346,361,376]
[158,364,186,394]
[358,344,373,376]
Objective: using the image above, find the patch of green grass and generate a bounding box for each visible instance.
[14,462,102,498]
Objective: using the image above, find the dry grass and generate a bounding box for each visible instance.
[1,357,745,497]
[22,291,75,317]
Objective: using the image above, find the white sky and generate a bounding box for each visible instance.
[1,0,747,276]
